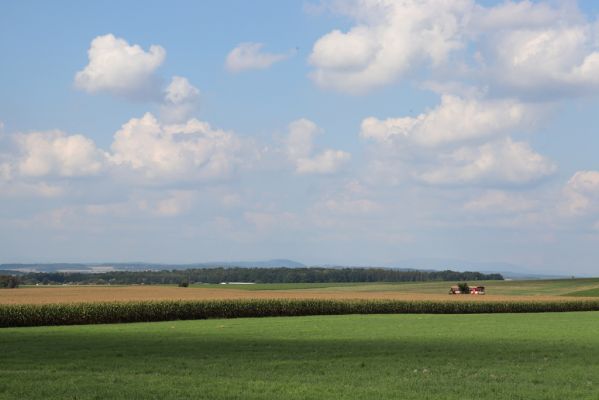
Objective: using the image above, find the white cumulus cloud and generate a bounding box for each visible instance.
[359,93,552,187]
[164,76,199,105]
[360,95,536,148]
[225,42,290,72]
[309,0,471,93]
[310,0,599,97]
[15,130,107,177]
[561,170,599,216]
[417,138,556,186]
[285,119,350,175]
[110,113,243,182]
[484,24,599,96]
[161,76,200,122]
[295,150,351,175]
[75,34,165,98]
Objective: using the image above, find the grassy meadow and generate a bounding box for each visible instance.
[206,278,599,295]
[189,277,599,295]
[1,312,599,399]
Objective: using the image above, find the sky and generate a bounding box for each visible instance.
[2,0,599,275]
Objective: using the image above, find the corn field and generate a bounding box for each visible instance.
[2,298,599,327]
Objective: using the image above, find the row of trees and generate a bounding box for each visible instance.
[16,268,503,285]
[0,275,19,288]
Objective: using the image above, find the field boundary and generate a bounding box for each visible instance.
[3,299,599,327]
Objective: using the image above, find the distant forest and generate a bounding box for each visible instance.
[13,268,503,285]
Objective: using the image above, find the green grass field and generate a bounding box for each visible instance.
[2,312,599,399]
[565,288,599,297]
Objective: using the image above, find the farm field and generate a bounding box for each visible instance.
[3,278,599,305]
[1,312,599,399]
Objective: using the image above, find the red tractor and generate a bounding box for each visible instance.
[449,284,485,295]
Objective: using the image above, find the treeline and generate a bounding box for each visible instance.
[0,275,19,289]
[17,267,503,285]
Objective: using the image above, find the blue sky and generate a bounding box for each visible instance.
[2,1,599,274]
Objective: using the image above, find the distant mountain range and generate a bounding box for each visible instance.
[0,259,306,273]
[385,258,572,280]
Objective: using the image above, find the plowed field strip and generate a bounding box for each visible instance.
[0,286,589,305]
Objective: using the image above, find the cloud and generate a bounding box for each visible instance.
[225,42,290,72]
[74,34,165,98]
[0,129,105,200]
[82,189,198,219]
[286,118,319,160]
[467,0,579,34]
[0,110,252,194]
[110,113,243,182]
[0,181,64,198]
[161,76,200,122]
[463,190,538,214]
[314,180,381,215]
[447,1,599,98]
[482,24,599,97]
[244,210,298,232]
[561,170,599,216]
[309,0,471,93]
[321,197,379,215]
[14,130,107,177]
[417,138,556,186]
[359,93,551,187]
[137,190,196,217]
[295,150,351,175]
[0,162,11,181]
[310,1,599,98]
[360,95,536,148]
[285,119,350,175]
[164,76,199,104]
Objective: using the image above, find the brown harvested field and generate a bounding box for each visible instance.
[0,285,589,305]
